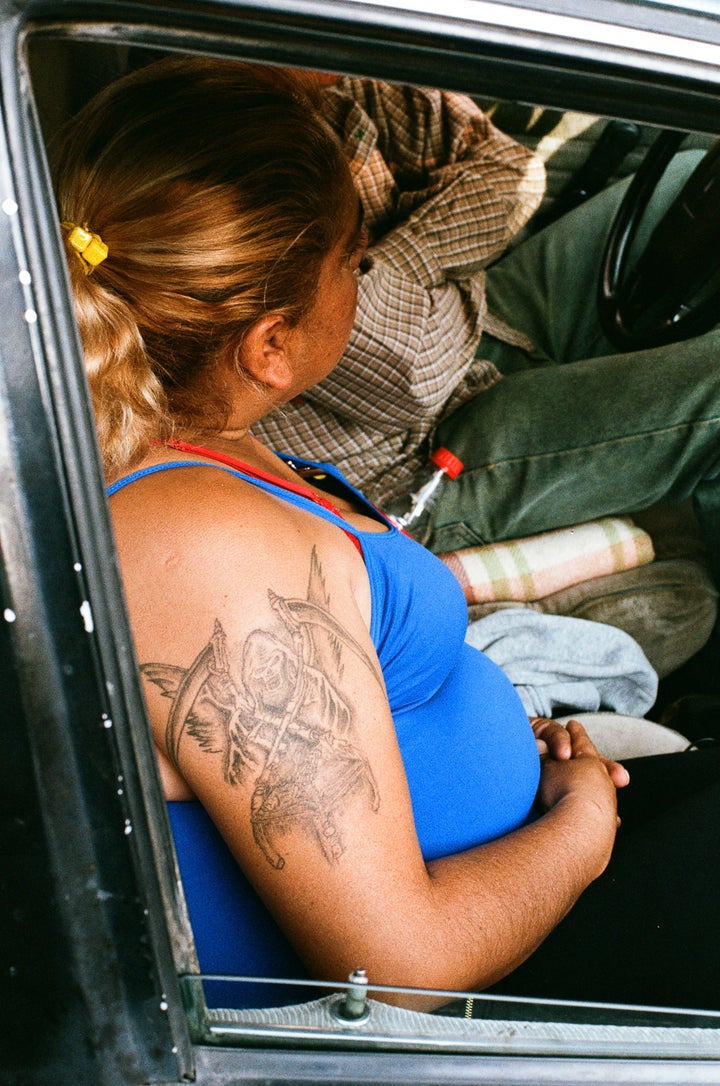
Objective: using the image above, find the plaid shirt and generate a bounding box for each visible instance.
[254,78,546,506]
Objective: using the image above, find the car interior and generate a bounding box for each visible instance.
[13,7,720,1075]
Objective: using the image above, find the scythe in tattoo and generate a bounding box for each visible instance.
[142,547,381,869]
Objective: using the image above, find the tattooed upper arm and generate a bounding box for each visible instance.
[141,545,382,870]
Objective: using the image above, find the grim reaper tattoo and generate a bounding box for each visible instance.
[142,547,381,869]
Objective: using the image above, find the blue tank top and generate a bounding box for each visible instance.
[109,451,540,1007]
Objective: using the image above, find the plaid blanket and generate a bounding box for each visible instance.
[438,517,654,604]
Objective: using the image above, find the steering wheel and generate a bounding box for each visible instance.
[598,129,720,350]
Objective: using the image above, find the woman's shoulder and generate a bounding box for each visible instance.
[108,450,372,662]
[108,446,392,828]
[109,452,358,586]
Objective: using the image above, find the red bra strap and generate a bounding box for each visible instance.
[165,440,363,556]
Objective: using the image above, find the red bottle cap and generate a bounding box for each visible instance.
[430,446,464,479]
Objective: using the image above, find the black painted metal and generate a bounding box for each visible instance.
[17,0,720,132]
[0,5,189,1083]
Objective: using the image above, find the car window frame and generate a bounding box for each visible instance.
[5,1,720,1083]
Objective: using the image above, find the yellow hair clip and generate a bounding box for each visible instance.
[61,221,108,275]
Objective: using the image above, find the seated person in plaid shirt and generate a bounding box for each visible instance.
[253,77,720,597]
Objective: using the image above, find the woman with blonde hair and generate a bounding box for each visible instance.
[55,53,720,1013]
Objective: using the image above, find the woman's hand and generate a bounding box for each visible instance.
[535,719,627,870]
[531,715,572,760]
[531,715,630,790]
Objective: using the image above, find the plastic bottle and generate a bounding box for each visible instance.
[386,447,464,544]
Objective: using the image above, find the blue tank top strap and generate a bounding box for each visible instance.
[107,460,207,496]
[106,457,374,555]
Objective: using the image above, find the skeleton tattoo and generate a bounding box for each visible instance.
[141,547,381,869]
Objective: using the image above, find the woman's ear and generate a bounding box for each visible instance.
[236,313,294,391]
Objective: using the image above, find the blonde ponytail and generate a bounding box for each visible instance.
[53,56,354,476]
[67,261,170,474]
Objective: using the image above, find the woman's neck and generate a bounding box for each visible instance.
[217,426,250,441]
[174,430,295,477]
[189,427,256,459]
